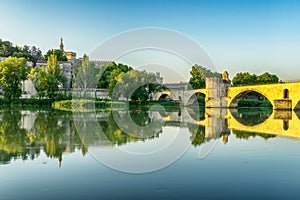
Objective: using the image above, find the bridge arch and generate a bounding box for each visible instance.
[229,89,273,108]
[184,89,207,106]
[158,94,172,101]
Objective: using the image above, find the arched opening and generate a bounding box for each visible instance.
[186,92,206,106]
[283,89,289,99]
[158,94,171,101]
[283,120,289,130]
[230,91,272,108]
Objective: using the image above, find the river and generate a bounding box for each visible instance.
[0,107,300,199]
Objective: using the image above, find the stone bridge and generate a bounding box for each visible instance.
[227,82,300,110]
[154,78,300,110]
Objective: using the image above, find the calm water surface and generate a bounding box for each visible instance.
[0,108,300,199]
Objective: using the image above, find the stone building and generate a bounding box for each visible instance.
[35,38,80,89]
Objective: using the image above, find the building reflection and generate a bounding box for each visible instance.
[0,107,299,166]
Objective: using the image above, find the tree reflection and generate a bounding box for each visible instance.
[187,124,206,146]
[0,108,288,165]
[32,112,66,159]
[0,109,38,163]
[233,130,276,140]
[98,110,162,145]
[0,109,87,165]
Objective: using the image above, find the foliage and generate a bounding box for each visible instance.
[256,72,279,84]
[0,39,43,66]
[0,39,20,57]
[232,72,279,86]
[74,54,96,89]
[0,57,29,101]
[238,100,272,108]
[28,68,48,98]
[45,54,66,99]
[29,54,66,99]
[189,64,221,89]
[12,45,43,66]
[112,70,164,102]
[44,49,67,61]
[97,62,132,89]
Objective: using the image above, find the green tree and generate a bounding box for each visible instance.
[232,72,279,86]
[0,39,19,57]
[257,72,279,84]
[28,68,48,98]
[44,49,67,61]
[97,62,132,89]
[44,54,66,99]
[0,57,29,101]
[74,54,96,89]
[232,72,257,86]
[112,70,164,101]
[189,64,221,89]
[0,39,43,66]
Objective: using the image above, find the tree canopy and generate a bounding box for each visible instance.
[232,72,279,86]
[0,57,29,101]
[112,70,164,101]
[97,62,132,89]
[44,49,67,61]
[74,54,96,89]
[29,54,66,99]
[0,39,43,66]
[189,64,221,89]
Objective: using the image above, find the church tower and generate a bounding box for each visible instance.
[59,37,64,52]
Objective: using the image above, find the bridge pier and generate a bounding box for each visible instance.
[205,77,230,108]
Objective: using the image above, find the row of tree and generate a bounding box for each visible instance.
[0,53,164,102]
[232,72,279,86]
[75,55,164,101]
[0,38,67,66]
[189,64,279,89]
[0,39,43,67]
[0,55,66,101]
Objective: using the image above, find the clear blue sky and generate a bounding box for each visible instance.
[1,0,300,81]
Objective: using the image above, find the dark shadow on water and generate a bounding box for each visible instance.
[230,108,273,126]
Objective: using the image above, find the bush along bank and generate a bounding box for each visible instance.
[237,100,272,108]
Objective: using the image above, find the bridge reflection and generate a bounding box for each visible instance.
[162,107,300,140]
[227,109,300,139]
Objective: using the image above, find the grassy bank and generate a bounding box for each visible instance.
[53,99,181,112]
[52,99,126,112]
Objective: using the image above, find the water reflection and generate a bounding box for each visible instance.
[230,108,272,126]
[0,107,300,165]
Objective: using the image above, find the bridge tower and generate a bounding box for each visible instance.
[205,77,230,108]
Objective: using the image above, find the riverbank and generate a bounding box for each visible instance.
[0,98,273,110]
[52,99,181,112]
